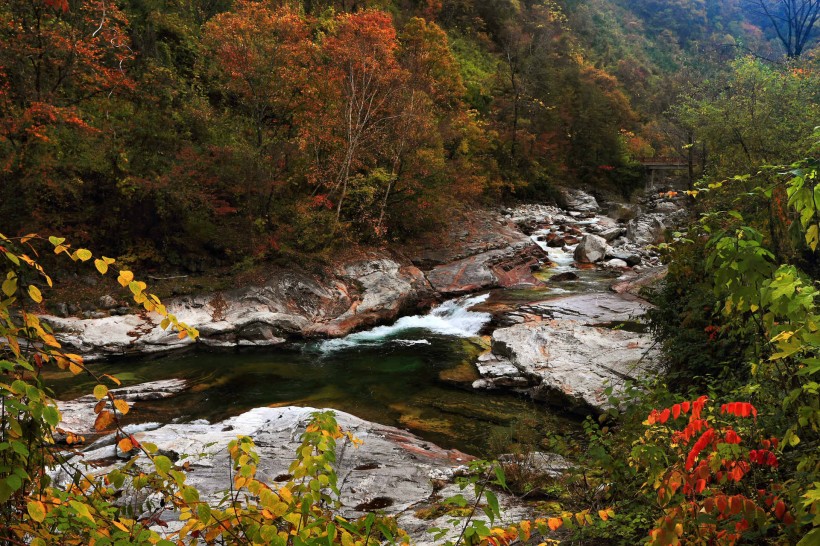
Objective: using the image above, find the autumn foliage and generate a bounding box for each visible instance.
[635,396,800,545]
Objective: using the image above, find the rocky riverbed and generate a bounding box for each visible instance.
[51,185,689,543]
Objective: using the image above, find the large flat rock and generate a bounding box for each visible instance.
[521,293,654,324]
[55,406,535,544]
[476,317,660,412]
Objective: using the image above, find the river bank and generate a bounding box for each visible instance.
[44,187,687,362]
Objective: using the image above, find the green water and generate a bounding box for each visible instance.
[47,330,579,456]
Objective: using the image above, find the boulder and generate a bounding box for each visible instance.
[54,406,537,545]
[607,203,641,222]
[549,272,579,282]
[99,295,118,309]
[482,320,660,411]
[562,189,600,213]
[627,214,666,245]
[573,234,608,263]
[606,251,642,267]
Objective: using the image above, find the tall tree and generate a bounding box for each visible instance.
[747,0,820,57]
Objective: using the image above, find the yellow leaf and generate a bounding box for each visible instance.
[94,259,108,275]
[28,285,43,303]
[69,361,83,375]
[93,384,108,400]
[27,500,47,523]
[117,270,134,287]
[76,249,92,262]
[118,437,134,453]
[598,510,609,521]
[104,373,122,386]
[112,521,130,533]
[114,399,130,415]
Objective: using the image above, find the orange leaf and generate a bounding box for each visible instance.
[547,518,563,531]
[598,510,609,521]
[118,437,134,453]
[94,410,115,431]
[114,399,130,415]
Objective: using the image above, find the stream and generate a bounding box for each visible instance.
[47,210,640,458]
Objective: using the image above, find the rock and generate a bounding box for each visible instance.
[425,244,546,295]
[573,234,608,264]
[607,203,641,222]
[654,201,680,213]
[546,234,565,247]
[562,236,579,245]
[522,293,654,324]
[485,320,660,411]
[57,379,188,435]
[99,295,118,309]
[562,189,600,213]
[54,302,69,317]
[549,272,579,282]
[599,226,626,242]
[627,214,666,245]
[604,259,628,269]
[611,266,669,296]
[55,406,535,545]
[606,251,642,267]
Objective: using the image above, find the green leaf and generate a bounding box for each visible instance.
[197,503,211,524]
[155,455,172,474]
[485,490,499,522]
[494,465,508,490]
[48,236,66,246]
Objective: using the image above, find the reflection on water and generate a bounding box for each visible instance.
[46,295,579,456]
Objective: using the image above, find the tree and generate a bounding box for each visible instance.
[747,0,820,57]
[314,10,408,227]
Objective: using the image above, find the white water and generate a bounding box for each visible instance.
[316,293,492,352]
[531,230,578,274]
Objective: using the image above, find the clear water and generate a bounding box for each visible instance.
[46,295,580,456]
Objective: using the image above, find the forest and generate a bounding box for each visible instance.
[1,0,820,544]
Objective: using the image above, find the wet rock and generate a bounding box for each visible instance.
[562,189,600,213]
[484,320,660,411]
[549,272,579,282]
[573,234,608,264]
[54,302,69,317]
[57,379,188,435]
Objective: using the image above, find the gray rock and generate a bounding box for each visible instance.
[654,201,680,213]
[99,295,118,309]
[627,214,667,245]
[608,203,641,221]
[562,189,600,213]
[604,259,629,269]
[55,406,530,545]
[599,226,626,242]
[57,379,188,435]
[524,293,654,324]
[573,234,609,263]
[606,251,642,267]
[487,320,660,411]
